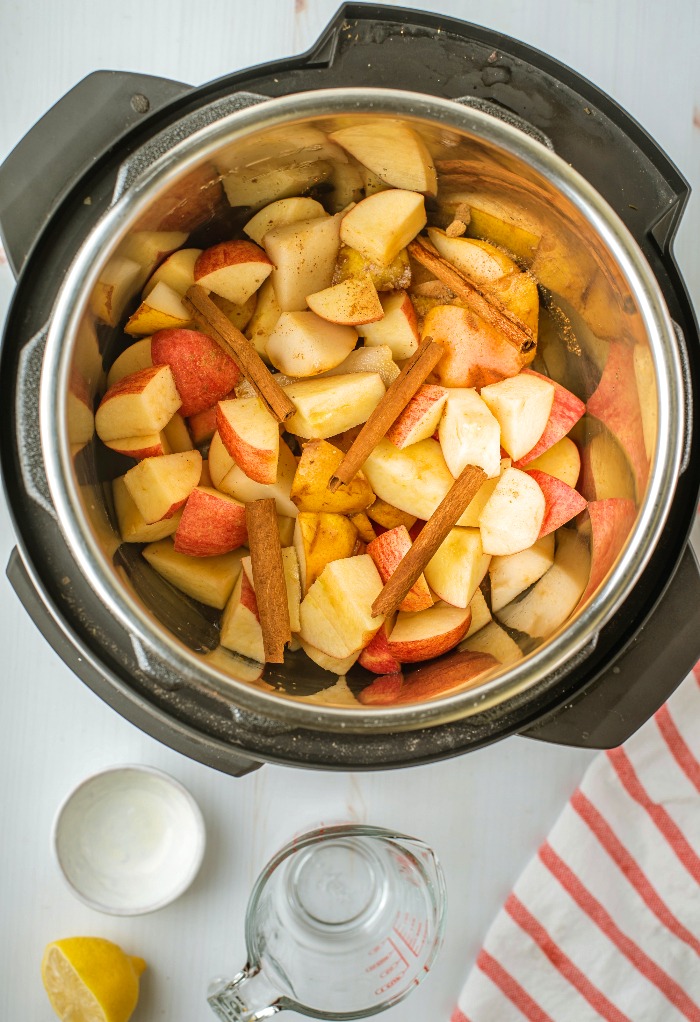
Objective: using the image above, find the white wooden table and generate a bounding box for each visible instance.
[1,2,698,1019]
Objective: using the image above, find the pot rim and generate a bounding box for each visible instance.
[40,86,683,732]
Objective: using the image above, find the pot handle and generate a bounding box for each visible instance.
[520,543,700,748]
[0,69,190,278]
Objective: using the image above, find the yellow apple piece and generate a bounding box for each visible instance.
[306,275,384,326]
[349,512,377,543]
[461,621,523,665]
[340,190,426,266]
[483,271,540,338]
[208,432,298,518]
[124,281,191,336]
[112,476,182,544]
[243,196,327,245]
[427,228,518,281]
[291,439,374,515]
[452,194,541,264]
[367,498,417,532]
[526,436,581,489]
[385,384,447,449]
[480,373,555,462]
[284,372,385,439]
[329,121,437,195]
[358,289,419,360]
[386,602,472,663]
[579,430,635,502]
[267,311,358,377]
[263,214,342,311]
[194,239,273,306]
[293,511,358,594]
[107,338,154,388]
[299,554,385,659]
[465,586,491,637]
[327,161,364,212]
[367,525,433,612]
[424,526,490,609]
[216,396,279,485]
[479,467,545,556]
[299,638,360,675]
[438,387,501,478]
[332,245,412,292]
[143,538,244,610]
[124,450,202,525]
[424,304,526,389]
[95,364,182,443]
[633,344,657,460]
[244,278,281,360]
[219,570,264,662]
[489,533,556,612]
[142,247,202,298]
[90,255,143,326]
[496,528,590,639]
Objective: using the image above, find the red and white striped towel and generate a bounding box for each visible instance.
[453,662,700,1022]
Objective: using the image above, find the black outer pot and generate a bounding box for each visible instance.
[1,4,700,776]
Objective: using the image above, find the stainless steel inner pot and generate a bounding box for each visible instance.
[41,87,684,733]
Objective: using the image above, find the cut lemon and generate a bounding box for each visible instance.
[41,937,146,1022]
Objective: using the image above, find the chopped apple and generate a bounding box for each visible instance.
[386,602,472,663]
[276,514,295,547]
[242,548,301,633]
[489,534,555,613]
[527,469,587,537]
[124,281,191,336]
[209,432,298,518]
[124,450,202,525]
[218,159,332,211]
[480,374,555,462]
[150,328,241,416]
[579,498,637,606]
[424,527,490,609]
[438,387,501,478]
[244,278,281,360]
[367,526,433,612]
[424,304,527,389]
[194,239,272,306]
[293,511,358,594]
[465,586,491,636]
[106,338,154,388]
[362,437,456,523]
[317,344,399,388]
[290,439,375,515]
[187,395,234,446]
[461,621,523,665]
[209,292,258,333]
[329,121,437,195]
[526,436,581,489]
[358,649,498,705]
[514,369,585,466]
[386,384,447,449]
[427,228,518,281]
[173,486,247,557]
[118,230,188,281]
[358,618,401,675]
[446,192,541,265]
[340,190,426,266]
[162,412,193,454]
[327,161,365,212]
[349,512,377,543]
[104,433,169,460]
[367,498,417,532]
[143,538,244,610]
[95,364,182,443]
[332,245,412,292]
[299,638,360,675]
[306,275,383,326]
[284,372,385,439]
[112,476,182,544]
[219,570,264,662]
[478,467,545,556]
[497,528,590,639]
[358,289,419,360]
[299,555,385,659]
[216,397,279,485]
[143,247,202,298]
[266,311,358,377]
[451,458,510,528]
[264,214,342,311]
[244,197,327,245]
[483,272,540,338]
[578,430,636,501]
[90,255,143,327]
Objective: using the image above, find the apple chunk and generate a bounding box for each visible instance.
[103,433,169,460]
[367,526,433,612]
[209,433,298,518]
[243,196,326,245]
[150,328,241,416]
[329,121,437,194]
[460,621,523,666]
[174,486,247,557]
[112,476,182,544]
[514,369,585,466]
[480,373,555,462]
[489,534,555,613]
[107,338,154,388]
[194,239,273,305]
[264,214,341,312]
[299,639,360,676]
[478,467,545,556]
[427,229,518,281]
[386,384,447,449]
[526,469,587,537]
[219,570,264,662]
[95,365,182,443]
[358,289,419,360]
[290,439,375,514]
[124,450,202,524]
[216,397,279,485]
[526,436,581,489]
[358,619,401,675]
[386,603,472,663]
[438,388,501,478]
[244,278,281,360]
[284,372,385,439]
[358,650,498,705]
[340,190,426,266]
[424,527,490,609]
[299,555,385,659]
[424,304,527,389]
[362,437,455,524]
[143,247,202,298]
[294,511,358,594]
[142,538,244,610]
[266,311,358,377]
[579,497,637,606]
[124,281,191,336]
[306,276,383,326]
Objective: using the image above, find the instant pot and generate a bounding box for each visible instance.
[1,4,699,776]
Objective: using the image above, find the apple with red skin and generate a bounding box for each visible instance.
[366,526,433,612]
[358,619,401,675]
[104,433,169,460]
[386,384,447,450]
[174,486,248,557]
[579,497,637,606]
[526,469,587,537]
[219,570,265,663]
[123,450,202,524]
[95,364,182,443]
[194,239,273,305]
[514,369,586,467]
[385,603,472,663]
[358,650,499,705]
[359,289,419,361]
[216,397,279,485]
[151,328,241,417]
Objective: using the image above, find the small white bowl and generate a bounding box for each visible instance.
[52,764,206,915]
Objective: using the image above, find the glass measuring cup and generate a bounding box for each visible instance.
[207,824,446,1020]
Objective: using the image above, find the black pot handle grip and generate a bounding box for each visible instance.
[521,543,700,749]
[0,69,190,278]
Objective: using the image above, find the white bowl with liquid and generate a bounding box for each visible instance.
[52,764,206,915]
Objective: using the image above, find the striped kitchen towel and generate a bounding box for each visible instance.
[453,662,700,1022]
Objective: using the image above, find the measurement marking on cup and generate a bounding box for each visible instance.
[366,936,411,996]
[393,926,419,956]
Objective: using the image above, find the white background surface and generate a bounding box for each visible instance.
[0,2,698,1020]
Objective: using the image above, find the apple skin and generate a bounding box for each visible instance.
[358,650,499,705]
[386,604,472,663]
[526,469,587,537]
[358,620,402,675]
[367,526,433,612]
[386,384,447,450]
[151,328,241,417]
[174,486,248,557]
[104,433,169,460]
[194,239,273,305]
[514,369,586,466]
[579,497,637,606]
[216,397,279,485]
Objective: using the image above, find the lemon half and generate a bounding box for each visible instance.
[41,937,146,1022]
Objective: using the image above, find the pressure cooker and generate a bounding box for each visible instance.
[1,4,699,776]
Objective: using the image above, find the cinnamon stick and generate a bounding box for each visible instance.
[371,464,487,619]
[245,498,291,663]
[183,285,296,423]
[329,338,444,490]
[407,238,535,354]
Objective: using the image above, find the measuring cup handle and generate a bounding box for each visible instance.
[208,965,283,1021]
